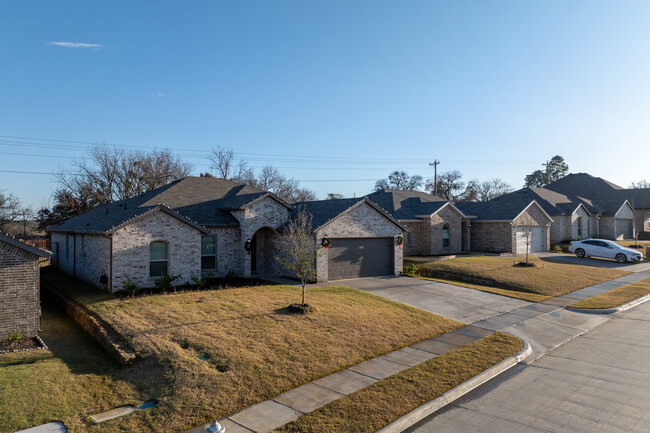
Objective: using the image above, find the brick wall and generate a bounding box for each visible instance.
[401,222,421,256]
[469,222,512,253]
[231,197,291,277]
[428,206,462,255]
[0,242,40,337]
[315,202,403,282]
[111,210,203,292]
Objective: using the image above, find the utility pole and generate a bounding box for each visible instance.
[429,160,440,196]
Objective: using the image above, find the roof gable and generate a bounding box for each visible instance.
[0,233,51,258]
[293,197,406,232]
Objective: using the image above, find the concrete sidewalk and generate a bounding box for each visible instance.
[185,324,498,433]
[186,270,650,433]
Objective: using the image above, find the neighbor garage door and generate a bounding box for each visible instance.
[615,219,633,240]
[516,227,546,254]
[328,238,393,280]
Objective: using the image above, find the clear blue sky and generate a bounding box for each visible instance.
[2,0,650,209]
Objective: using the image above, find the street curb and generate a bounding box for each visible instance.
[375,336,532,433]
[566,292,650,315]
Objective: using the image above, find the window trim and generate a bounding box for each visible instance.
[149,240,169,278]
[442,224,450,249]
[201,235,217,271]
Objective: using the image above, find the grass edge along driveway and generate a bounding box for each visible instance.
[568,277,650,309]
[408,256,629,302]
[275,332,522,433]
[10,271,463,432]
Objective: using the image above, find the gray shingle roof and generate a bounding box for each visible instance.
[487,187,590,217]
[545,173,646,213]
[0,233,51,258]
[292,197,406,231]
[47,177,289,234]
[365,190,449,220]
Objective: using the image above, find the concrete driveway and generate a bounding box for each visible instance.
[536,252,650,272]
[337,276,531,324]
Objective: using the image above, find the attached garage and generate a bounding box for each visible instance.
[515,226,546,254]
[328,238,393,280]
[615,219,633,240]
[299,197,406,283]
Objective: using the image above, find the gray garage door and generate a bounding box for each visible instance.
[328,238,393,280]
[615,219,633,240]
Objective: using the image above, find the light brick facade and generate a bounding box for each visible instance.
[111,210,204,291]
[314,201,403,283]
[50,194,406,291]
[399,205,463,256]
[0,242,42,338]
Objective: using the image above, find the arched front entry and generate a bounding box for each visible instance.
[251,227,276,274]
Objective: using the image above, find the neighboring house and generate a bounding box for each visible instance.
[456,200,553,254]
[365,190,468,256]
[543,173,643,240]
[0,233,51,338]
[487,187,594,244]
[47,177,405,292]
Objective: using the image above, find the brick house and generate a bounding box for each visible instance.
[456,200,553,254]
[0,233,51,338]
[365,190,467,256]
[47,177,405,292]
[540,173,642,240]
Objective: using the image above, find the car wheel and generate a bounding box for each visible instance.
[575,248,585,258]
[616,253,627,263]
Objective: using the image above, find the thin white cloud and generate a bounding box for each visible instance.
[156,92,165,97]
[48,41,104,49]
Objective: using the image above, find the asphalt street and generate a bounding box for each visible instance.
[406,301,650,433]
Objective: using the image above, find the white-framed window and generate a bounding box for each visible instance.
[577,216,583,238]
[442,224,450,248]
[150,241,168,277]
[201,236,216,271]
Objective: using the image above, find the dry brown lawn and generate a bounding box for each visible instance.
[569,278,650,309]
[31,271,461,432]
[410,256,629,301]
[275,332,522,433]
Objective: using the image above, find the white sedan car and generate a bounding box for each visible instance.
[568,239,644,263]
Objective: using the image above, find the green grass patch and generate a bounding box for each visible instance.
[0,304,149,433]
[407,255,629,301]
[275,332,522,433]
[22,270,462,432]
[568,278,650,309]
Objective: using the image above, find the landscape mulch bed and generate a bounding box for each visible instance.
[114,277,273,299]
[0,337,47,353]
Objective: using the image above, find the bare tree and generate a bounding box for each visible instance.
[207,147,315,203]
[476,178,513,202]
[630,180,650,189]
[425,170,465,200]
[375,171,423,191]
[57,145,192,205]
[208,146,235,179]
[326,193,344,199]
[0,190,22,230]
[275,209,317,306]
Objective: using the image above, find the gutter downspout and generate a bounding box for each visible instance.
[73,233,77,277]
[108,235,113,293]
